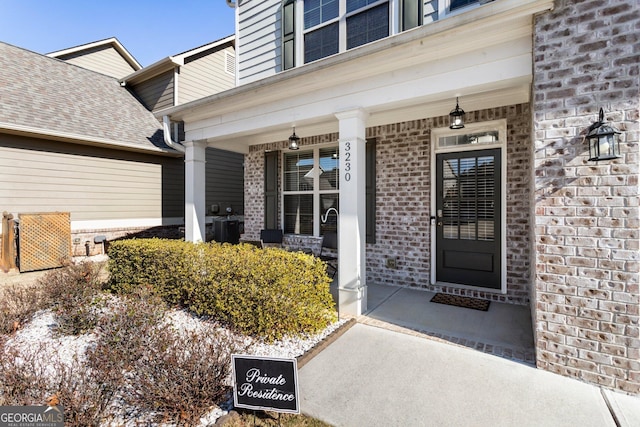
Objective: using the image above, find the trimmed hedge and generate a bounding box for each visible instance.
[107,239,337,341]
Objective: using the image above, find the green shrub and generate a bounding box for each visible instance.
[107,238,206,306]
[189,243,337,341]
[108,239,337,341]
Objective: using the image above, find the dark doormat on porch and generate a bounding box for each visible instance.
[430,293,490,311]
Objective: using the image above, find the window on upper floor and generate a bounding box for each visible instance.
[282,0,423,68]
[450,0,479,12]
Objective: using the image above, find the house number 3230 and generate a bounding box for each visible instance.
[344,142,351,182]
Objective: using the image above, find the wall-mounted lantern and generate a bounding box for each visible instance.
[449,97,465,129]
[288,127,300,150]
[587,108,621,161]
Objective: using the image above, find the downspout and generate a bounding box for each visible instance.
[162,116,185,153]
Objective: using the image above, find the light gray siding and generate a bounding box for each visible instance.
[130,70,175,112]
[236,0,441,84]
[179,44,236,105]
[56,45,137,79]
[237,0,281,84]
[0,134,184,222]
[205,148,244,215]
[424,0,439,24]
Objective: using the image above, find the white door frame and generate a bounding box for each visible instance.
[430,119,508,294]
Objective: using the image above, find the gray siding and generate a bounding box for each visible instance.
[238,0,281,84]
[179,44,236,105]
[424,0,439,24]
[56,45,137,79]
[205,148,244,215]
[0,134,184,221]
[236,0,441,84]
[130,70,175,112]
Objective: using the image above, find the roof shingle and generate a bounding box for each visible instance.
[0,42,172,154]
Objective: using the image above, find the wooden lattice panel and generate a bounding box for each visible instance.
[18,212,71,272]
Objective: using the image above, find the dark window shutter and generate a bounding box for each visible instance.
[282,0,295,70]
[366,138,376,244]
[265,151,279,229]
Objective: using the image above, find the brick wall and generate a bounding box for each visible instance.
[533,0,640,393]
[243,104,532,305]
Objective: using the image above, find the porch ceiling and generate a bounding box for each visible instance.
[160,0,553,154]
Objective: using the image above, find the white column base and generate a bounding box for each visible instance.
[338,285,368,317]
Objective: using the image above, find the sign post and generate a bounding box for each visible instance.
[231,355,300,414]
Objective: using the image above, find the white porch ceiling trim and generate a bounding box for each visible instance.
[159,0,553,153]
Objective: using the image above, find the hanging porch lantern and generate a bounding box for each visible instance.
[288,127,300,150]
[449,97,465,129]
[587,108,621,161]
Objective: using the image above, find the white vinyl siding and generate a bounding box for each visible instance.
[179,46,236,105]
[237,0,281,84]
[0,138,182,221]
[56,45,137,79]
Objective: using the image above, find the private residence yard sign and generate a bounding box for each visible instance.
[231,355,299,414]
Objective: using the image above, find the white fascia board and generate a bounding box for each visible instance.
[121,56,182,85]
[185,36,532,144]
[47,37,142,71]
[175,35,236,62]
[0,123,182,157]
[163,0,551,123]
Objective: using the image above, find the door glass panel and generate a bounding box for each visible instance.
[441,154,495,242]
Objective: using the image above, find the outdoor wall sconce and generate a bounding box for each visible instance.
[288,127,300,150]
[449,97,465,129]
[587,108,621,161]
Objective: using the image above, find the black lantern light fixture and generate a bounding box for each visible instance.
[288,127,300,150]
[449,97,465,129]
[587,108,621,161]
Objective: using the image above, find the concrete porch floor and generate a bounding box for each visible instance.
[334,283,536,365]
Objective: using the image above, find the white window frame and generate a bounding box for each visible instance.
[296,0,393,66]
[281,143,340,236]
[430,119,507,294]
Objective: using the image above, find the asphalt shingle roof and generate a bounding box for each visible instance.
[0,42,171,153]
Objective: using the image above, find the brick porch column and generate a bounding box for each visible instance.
[184,140,207,242]
[336,108,369,316]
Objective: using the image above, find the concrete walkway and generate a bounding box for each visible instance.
[298,323,640,427]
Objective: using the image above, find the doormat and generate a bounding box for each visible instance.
[430,293,490,311]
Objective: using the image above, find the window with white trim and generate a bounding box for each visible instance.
[303,0,390,63]
[450,0,479,12]
[283,146,339,236]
